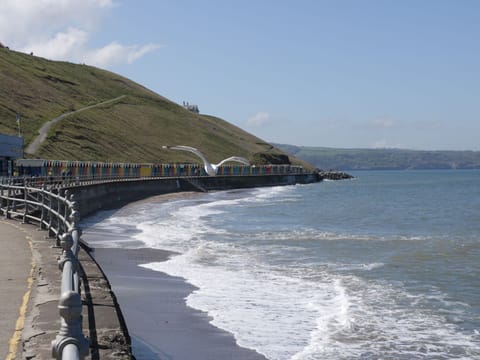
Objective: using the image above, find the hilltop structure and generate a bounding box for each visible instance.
[182,101,199,113]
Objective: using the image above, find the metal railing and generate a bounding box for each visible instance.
[0,169,314,358]
[0,178,89,359]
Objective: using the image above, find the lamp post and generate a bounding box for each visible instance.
[16,114,22,137]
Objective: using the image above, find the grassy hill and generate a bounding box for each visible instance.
[275,144,480,170]
[1,48,308,167]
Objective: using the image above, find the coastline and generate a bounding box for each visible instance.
[91,247,267,360]
[82,192,268,360]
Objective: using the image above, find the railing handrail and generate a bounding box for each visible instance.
[0,179,88,359]
[0,170,316,358]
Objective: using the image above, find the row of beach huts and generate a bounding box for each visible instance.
[15,159,307,179]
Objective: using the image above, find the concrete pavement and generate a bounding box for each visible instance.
[0,220,33,360]
[0,219,132,359]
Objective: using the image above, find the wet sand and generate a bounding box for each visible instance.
[84,192,267,359]
[92,247,267,360]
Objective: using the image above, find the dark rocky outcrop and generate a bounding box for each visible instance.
[251,152,291,165]
[317,169,354,180]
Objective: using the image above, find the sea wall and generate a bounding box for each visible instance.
[67,174,320,218]
[199,173,319,190]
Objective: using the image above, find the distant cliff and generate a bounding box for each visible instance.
[274,144,480,170]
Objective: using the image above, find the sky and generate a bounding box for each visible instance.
[1,0,479,150]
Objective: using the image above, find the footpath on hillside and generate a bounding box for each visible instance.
[0,219,132,359]
[25,95,126,155]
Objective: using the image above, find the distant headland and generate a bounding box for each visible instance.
[275,144,480,171]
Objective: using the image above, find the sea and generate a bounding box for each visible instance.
[82,170,480,359]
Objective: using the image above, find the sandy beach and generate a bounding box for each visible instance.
[92,247,267,360]
[83,192,267,360]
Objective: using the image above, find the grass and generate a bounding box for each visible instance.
[1,48,311,168]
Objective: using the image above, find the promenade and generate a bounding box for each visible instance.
[0,220,33,360]
[0,219,132,359]
[0,174,319,359]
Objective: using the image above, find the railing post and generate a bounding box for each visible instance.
[64,190,70,234]
[5,180,11,219]
[58,233,76,273]
[69,194,79,231]
[52,232,89,359]
[48,191,53,237]
[0,180,3,213]
[69,197,81,293]
[23,181,29,224]
[51,290,89,359]
[58,189,63,235]
[11,180,18,214]
[40,184,46,229]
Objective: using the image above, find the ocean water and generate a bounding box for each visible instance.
[83,170,480,359]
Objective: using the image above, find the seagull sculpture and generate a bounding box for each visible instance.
[162,145,250,176]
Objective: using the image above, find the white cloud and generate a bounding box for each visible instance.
[20,27,88,59]
[0,0,159,67]
[0,0,113,43]
[85,42,161,67]
[247,112,271,127]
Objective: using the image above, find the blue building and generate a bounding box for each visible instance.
[0,133,23,176]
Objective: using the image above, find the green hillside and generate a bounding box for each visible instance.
[275,144,480,170]
[0,48,307,167]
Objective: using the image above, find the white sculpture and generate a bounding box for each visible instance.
[162,145,250,176]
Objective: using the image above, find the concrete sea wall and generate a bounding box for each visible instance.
[68,174,320,218]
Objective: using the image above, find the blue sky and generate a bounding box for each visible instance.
[1,1,479,150]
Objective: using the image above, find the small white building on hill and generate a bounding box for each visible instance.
[182,101,199,114]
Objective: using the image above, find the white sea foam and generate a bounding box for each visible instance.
[229,227,433,245]
[144,248,480,359]
[132,197,228,252]
[141,250,346,360]
[247,229,375,242]
[130,186,298,252]
[290,273,480,359]
[327,262,385,272]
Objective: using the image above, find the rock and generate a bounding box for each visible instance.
[317,169,354,180]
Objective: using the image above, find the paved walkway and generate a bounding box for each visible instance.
[0,220,34,360]
[0,219,132,359]
[25,95,126,154]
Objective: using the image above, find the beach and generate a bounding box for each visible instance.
[83,193,267,360]
[92,247,267,360]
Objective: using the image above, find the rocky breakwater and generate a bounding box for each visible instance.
[317,169,354,180]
